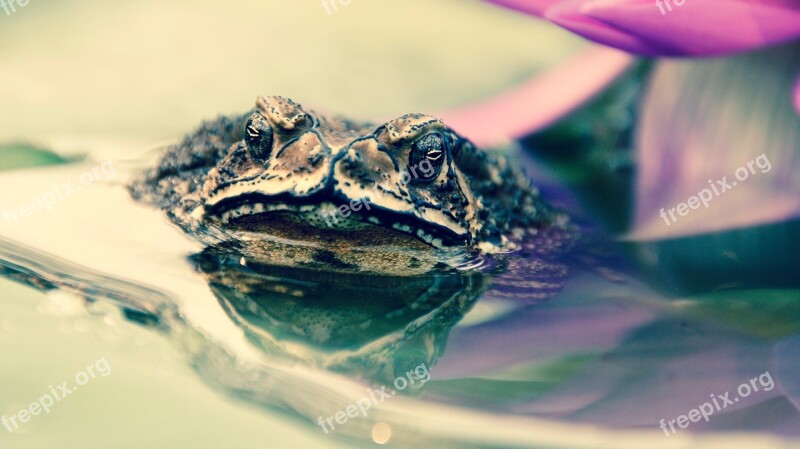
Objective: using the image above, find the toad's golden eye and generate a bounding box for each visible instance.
[409,133,446,182]
[244,113,273,161]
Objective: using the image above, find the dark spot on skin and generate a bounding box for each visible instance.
[312,249,357,269]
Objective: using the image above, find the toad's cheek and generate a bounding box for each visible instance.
[202,133,333,208]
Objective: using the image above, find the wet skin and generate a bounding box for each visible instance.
[131,96,573,275]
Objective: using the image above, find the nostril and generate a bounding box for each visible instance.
[308,152,324,165]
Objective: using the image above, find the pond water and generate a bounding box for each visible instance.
[0,144,797,449]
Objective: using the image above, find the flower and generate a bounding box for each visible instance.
[443,0,800,147]
[795,74,800,112]
[439,47,632,147]
[487,0,800,114]
[487,0,800,57]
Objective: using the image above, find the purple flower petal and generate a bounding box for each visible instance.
[795,72,800,115]
[485,0,562,17]
[545,0,668,55]
[579,0,800,56]
[486,0,800,57]
[627,44,800,241]
[439,47,632,147]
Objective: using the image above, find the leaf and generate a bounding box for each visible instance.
[676,289,800,339]
[625,218,800,293]
[426,354,596,405]
[0,142,81,172]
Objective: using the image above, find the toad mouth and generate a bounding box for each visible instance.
[204,193,471,248]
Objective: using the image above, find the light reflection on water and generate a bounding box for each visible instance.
[0,156,797,449]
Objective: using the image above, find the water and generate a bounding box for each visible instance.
[0,149,797,449]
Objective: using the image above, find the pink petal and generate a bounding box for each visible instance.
[486,0,800,57]
[626,46,800,241]
[438,47,633,148]
[795,72,800,115]
[580,0,800,56]
[545,0,668,55]
[483,0,564,17]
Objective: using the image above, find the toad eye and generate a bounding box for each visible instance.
[244,113,273,161]
[409,133,446,182]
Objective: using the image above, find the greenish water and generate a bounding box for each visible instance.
[0,278,350,449]
[0,149,796,449]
